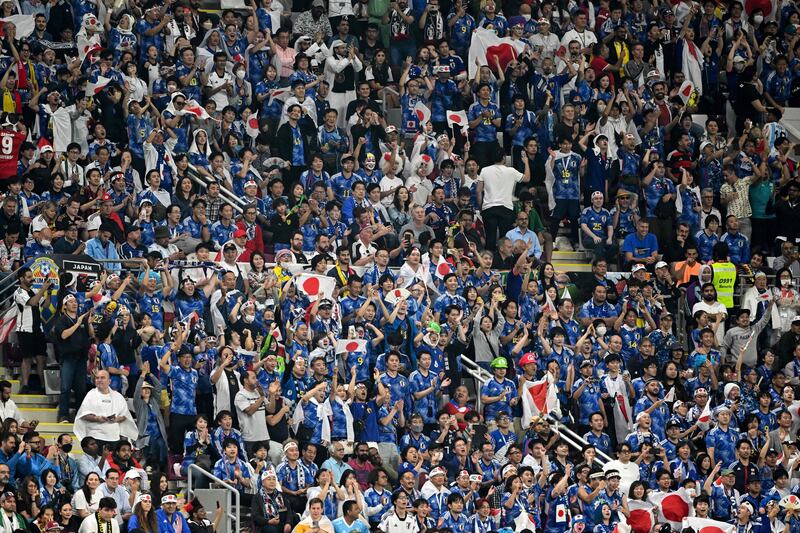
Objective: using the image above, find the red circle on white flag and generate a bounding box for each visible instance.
[302,277,320,295]
[345,341,359,351]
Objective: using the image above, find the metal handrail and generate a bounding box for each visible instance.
[460,356,491,412]
[380,86,400,119]
[187,464,241,533]
[185,166,246,214]
[545,413,611,466]
[461,355,608,465]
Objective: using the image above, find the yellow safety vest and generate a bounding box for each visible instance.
[712,262,737,308]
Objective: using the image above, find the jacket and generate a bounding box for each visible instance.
[273,120,317,164]
[133,373,168,449]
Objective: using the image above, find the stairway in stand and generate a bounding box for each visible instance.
[551,249,592,273]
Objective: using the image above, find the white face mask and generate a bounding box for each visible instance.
[235,70,245,80]
[202,20,213,30]
[40,239,51,247]
[782,278,791,286]
[595,325,607,337]
[753,14,764,24]
[243,314,254,323]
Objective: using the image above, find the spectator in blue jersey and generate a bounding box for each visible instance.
[547,136,583,246]
[622,219,659,269]
[580,191,617,263]
[467,83,502,168]
[158,326,199,454]
[720,215,751,265]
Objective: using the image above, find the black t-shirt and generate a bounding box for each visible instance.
[51,312,91,358]
[734,81,762,120]
[267,396,289,443]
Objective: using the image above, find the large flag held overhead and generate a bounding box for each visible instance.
[335,339,367,354]
[521,374,559,422]
[446,110,468,135]
[180,100,212,120]
[0,15,35,39]
[681,517,735,533]
[467,27,527,78]
[245,111,260,139]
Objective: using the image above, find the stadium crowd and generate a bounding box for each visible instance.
[1,0,800,530]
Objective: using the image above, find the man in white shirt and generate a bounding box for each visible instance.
[74,371,138,449]
[0,381,36,431]
[204,52,233,109]
[234,370,271,459]
[560,11,598,54]
[476,150,530,251]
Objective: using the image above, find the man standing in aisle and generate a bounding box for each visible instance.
[13,268,50,394]
[476,150,530,252]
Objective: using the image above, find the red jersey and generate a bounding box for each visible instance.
[0,130,25,180]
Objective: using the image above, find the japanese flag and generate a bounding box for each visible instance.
[678,80,695,104]
[386,288,411,305]
[664,387,675,403]
[0,15,35,39]
[521,374,559,422]
[78,41,103,63]
[514,510,538,531]
[335,339,367,354]
[434,256,453,279]
[696,400,712,431]
[269,87,292,106]
[181,100,212,120]
[295,273,336,302]
[681,517,735,533]
[0,306,15,344]
[85,76,111,97]
[648,489,692,531]
[612,523,632,533]
[446,110,468,134]
[467,27,527,78]
[622,500,655,533]
[413,101,431,126]
[245,112,260,139]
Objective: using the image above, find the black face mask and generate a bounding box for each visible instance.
[61,444,72,453]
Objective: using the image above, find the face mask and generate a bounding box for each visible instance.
[202,20,213,30]
[411,424,423,433]
[595,325,607,337]
[243,314,254,323]
[61,444,72,453]
[753,14,763,24]
[235,70,245,80]
[782,278,791,286]
[521,13,531,20]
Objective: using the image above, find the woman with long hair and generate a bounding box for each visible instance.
[387,186,413,233]
[31,506,55,533]
[248,252,277,304]
[18,475,42,520]
[41,174,70,211]
[149,472,168,510]
[365,50,396,106]
[71,472,101,518]
[181,415,214,476]
[172,176,198,220]
[57,502,80,533]
[659,361,689,404]
[173,277,215,322]
[127,493,159,533]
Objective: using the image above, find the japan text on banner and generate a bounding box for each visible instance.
[467,27,527,78]
[296,273,336,302]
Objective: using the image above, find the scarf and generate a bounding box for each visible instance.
[189,129,211,158]
[260,489,283,518]
[16,60,36,91]
[96,512,112,533]
[1,89,20,114]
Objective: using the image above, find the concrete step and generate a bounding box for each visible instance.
[551,250,589,261]
[13,395,57,407]
[552,261,592,273]
[19,407,60,423]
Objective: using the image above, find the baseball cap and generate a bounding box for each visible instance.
[631,264,646,273]
[233,228,247,238]
[655,261,668,269]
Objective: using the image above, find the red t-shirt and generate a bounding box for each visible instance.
[0,130,25,180]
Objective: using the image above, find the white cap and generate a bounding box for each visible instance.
[655,261,668,269]
[631,264,646,273]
